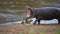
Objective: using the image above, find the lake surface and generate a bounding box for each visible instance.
[0,18,58,26]
[0,0,60,25]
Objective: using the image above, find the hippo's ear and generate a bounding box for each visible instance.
[26,5,32,11]
[32,8,35,11]
[26,5,32,10]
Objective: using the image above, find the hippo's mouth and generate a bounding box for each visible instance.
[26,11,31,17]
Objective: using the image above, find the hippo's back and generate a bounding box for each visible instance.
[35,7,60,19]
[36,7,56,15]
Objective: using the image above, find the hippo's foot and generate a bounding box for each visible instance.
[37,20,40,25]
[58,21,60,24]
[21,21,24,24]
[58,18,60,24]
[38,22,40,25]
[33,22,36,25]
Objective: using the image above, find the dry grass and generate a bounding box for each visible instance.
[0,24,60,34]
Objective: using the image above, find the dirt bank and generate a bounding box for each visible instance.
[0,24,60,34]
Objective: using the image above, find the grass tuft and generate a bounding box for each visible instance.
[28,29,35,34]
[40,30,46,34]
[55,30,60,34]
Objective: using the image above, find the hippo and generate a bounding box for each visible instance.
[26,6,60,25]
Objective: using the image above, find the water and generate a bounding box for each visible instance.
[0,0,60,25]
[0,9,26,24]
[0,18,58,26]
[0,21,22,26]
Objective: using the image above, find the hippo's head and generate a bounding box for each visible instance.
[26,5,36,18]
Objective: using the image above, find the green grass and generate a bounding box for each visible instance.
[40,30,46,34]
[28,29,35,34]
[55,30,60,34]
[19,32,24,34]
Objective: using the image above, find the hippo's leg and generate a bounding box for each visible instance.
[58,18,60,24]
[25,17,29,24]
[21,21,24,24]
[33,18,40,25]
[37,19,40,25]
[33,19,37,25]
